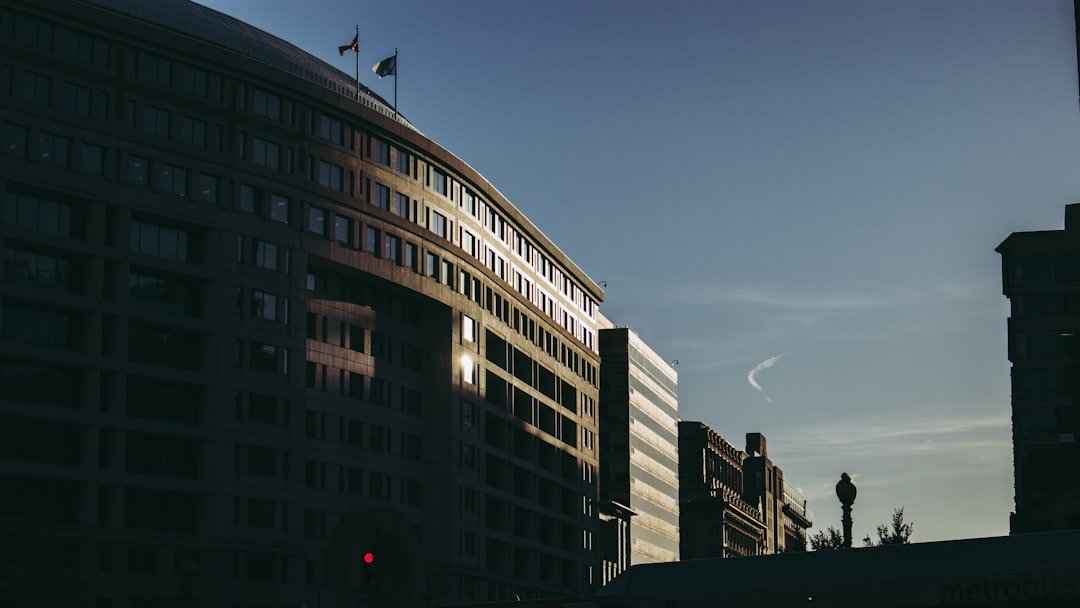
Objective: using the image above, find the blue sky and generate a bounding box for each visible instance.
[198,0,1080,543]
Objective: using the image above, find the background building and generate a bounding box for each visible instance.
[598,327,680,565]
[678,424,811,558]
[997,203,1080,533]
[0,0,605,605]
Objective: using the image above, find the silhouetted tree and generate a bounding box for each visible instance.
[808,526,845,551]
[862,507,914,547]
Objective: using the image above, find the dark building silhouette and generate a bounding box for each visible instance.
[678,423,810,558]
[0,0,606,605]
[997,204,1080,533]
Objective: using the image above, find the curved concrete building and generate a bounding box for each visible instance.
[0,0,604,605]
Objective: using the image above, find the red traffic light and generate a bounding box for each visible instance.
[363,551,375,564]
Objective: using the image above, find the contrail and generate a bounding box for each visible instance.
[748,353,789,402]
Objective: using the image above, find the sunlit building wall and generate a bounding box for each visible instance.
[599,327,680,565]
[0,0,605,605]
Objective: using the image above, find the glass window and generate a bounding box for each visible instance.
[396,148,411,176]
[64,30,94,63]
[62,82,91,116]
[430,210,447,239]
[80,143,103,175]
[394,193,409,219]
[319,160,342,191]
[239,184,256,213]
[253,89,281,120]
[463,315,475,342]
[197,174,218,203]
[254,240,278,271]
[4,190,75,236]
[3,124,27,156]
[384,234,400,263]
[373,183,390,210]
[426,253,438,278]
[180,116,206,147]
[130,220,193,262]
[365,226,378,254]
[127,156,149,186]
[143,105,170,137]
[252,137,279,169]
[405,242,418,272]
[1,247,74,293]
[158,163,187,197]
[140,53,172,86]
[36,133,69,166]
[21,71,51,106]
[252,291,278,322]
[180,65,208,97]
[372,138,390,165]
[21,15,53,51]
[270,194,289,223]
[318,115,342,144]
[335,216,352,245]
[430,167,447,196]
[307,206,326,235]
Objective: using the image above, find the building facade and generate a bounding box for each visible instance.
[0,0,605,605]
[598,327,680,565]
[997,204,1080,533]
[678,424,811,558]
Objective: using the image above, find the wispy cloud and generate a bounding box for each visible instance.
[747,352,790,402]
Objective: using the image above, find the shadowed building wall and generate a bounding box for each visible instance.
[0,0,605,605]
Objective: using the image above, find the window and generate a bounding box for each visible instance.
[1,247,74,293]
[180,116,206,147]
[307,206,326,235]
[253,89,281,120]
[405,242,418,272]
[365,226,378,255]
[37,133,69,166]
[443,260,454,287]
[197,174,218,203]
[462,230,476,257]
[394,193,409,219]
[372,138,390,165]
[318,115,342,144]
[20,15,53,51]
[180,65,208,97]
[252,137,279,169]
[463,315,476,342]
[396,148,411,176]
[128,323,200,370]
[21,71,50,106]
[430,167,447,196]
[319,160,342,191]
[4,190,76,237]
[335,216,352,245]
[3,124,27,156]
[251,291,279,322]
[373,183,390,210]
[127,155,149,186]
[62,82,91,116]
[64,30,93,63]
[250,342,280,373]
[143,106,170,137]
[254,240,278,271]
[270,194,289,223]
[426,253,438,279]
[80,143,103,175]
[140,53,172,86]
[430,210,447,239]
[239,185,258,214]
[129,270,197,316]
[384,234,400,263]
[130,219,194,262]
[158,163,187,197]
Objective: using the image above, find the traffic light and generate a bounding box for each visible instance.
[360,550,377,594]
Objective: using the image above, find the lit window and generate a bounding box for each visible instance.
[461,354,474,384]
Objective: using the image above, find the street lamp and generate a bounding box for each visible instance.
[835,472,857,549]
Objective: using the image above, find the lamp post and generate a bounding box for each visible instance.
[835,472,857,549]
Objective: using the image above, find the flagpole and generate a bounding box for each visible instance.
[354,24,360,100]
[393,48,398,119]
